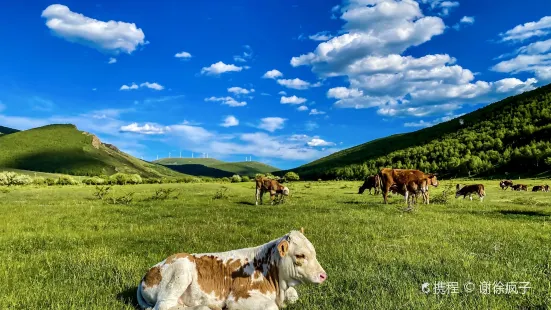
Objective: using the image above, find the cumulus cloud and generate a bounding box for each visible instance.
[120,123,168,134]
[277,78,321,90]
[258,117,286,132]
[175,51,192,59]
[221,115,239,127]
[228,87,255,95]
[309,31,334,41]
[201,61,243,75]
[108,57,117,64]
[309,109,326,115]
[262,69,283,79]
[419,0,459,16]
[41,4,146,54]
[120,82,164,91]
[499,16,551,42]
[297,105,309,111]
[291,0,537,117]
[307,138,335,147]
[205,96,247,107]
[453,16,475,30]
[280,95,307,104]
[278,91,287,95]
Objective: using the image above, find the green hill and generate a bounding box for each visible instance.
[153,158,279,177]
[287,83,551,180]
[0,124,184,178]
[0,126,18,136]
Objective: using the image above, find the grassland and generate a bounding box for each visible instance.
[154,157,279,178]
[0,179,550,309]
[0,124,185,178]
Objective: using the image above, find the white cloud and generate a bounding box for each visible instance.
[309,109,326,115]
[120,82,164,91]
[228,87,255,95]
[307,138,335,147]
[419,0,459,16]
[41,4,145,54]
[120,122,167,135]
[221,115,239,127]
[262,69,283,79]
[280,95,307,105]
[258,117,286,132]
[278,91,287,95]
[297,105,309,111]
[234,56,246,62]
[309,31,334,41]
[291,0,537,118]
[499,16,551,42]
[108,57,117,64]
[277,78,320,90]
[205,96,247,107]
[453,16,475,30]
[201,61,243,75]
[175,51,192,59]
[404,113,465,127]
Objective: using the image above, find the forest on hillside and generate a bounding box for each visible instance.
[294,84,551,180]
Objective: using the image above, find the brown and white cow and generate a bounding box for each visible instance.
[137,229,327,310]
[532,185,545,192]
[358,174,380,195]
[378,168,438,204]
[545,185,550,192]
[512,184,528,191]
[255,177,289,205]
[387,180,425,210]
[455,184,485,201]
[499,180,513,190]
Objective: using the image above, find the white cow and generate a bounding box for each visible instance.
[137,229,327,310]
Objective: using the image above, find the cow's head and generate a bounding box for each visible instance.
[358,186,366,194]
[276,229,327,285]
[427,174,438,187]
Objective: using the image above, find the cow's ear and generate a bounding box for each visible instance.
[277,239,289,257]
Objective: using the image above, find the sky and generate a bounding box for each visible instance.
[1,0,550,169]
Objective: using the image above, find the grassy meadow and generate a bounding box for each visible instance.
[0,179,550,309]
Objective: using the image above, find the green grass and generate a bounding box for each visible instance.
[0,179,549,309]
[0,124,185,178]
[154,157,279,178]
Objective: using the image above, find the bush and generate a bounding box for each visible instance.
[57,175,79,186]
[128,174,142,185]
[220,177,230,183]
[109,173,130,185]
[231,174,242,183]
[0,172,17,186]
[33,177,47,186]
[241,176,250,182]
[12,174,33,185]
[45,178,56,186]
[284,172,300,181]
[82,177,106,185]
[212,187,229,200]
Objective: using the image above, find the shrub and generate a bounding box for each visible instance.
[93,186,112,200]
[45,178,56,186]
[284,172,300,181]
[12,174,33,186]
[33,177,47,186]
[212,187,229,200]
[128,174,142,185]
[108,192,135,205]
[109,173,130,185]
[57,175,79,186]
[0,172,17,186]
[231,174,242,183]
[220,177,230,183]
[82,177,106,185]
[241,176,250,182]
[148,188,179,201]
[255,173,265,179]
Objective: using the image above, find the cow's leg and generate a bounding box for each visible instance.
[270,190,276,205]
[154,269,193,310]
[285,287,299,304]
[255,188,260,206]
[382,185,390,204]
[469,194,473,201]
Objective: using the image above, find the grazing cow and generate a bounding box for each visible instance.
[137,229,327,310]
[544,185,550,192]
[499,180,513,190]
[388,180,425,210]
[255,176,289,205]
[378,168,438,204]
[512,184,528,191]
[455,184,486,201]
[358,174,380,195]
[532,185,544,192]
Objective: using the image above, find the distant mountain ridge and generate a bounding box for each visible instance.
[0,126,19,135]
[153,157,279,178]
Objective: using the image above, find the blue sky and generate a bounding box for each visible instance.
[1,0,550,169]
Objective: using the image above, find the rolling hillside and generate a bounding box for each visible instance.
[154,158,279,178]
[0,126,18,136]
[288,83,551,180]
[0,124,184,178]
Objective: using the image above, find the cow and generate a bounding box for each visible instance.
[358,174,380,195]
[455,184,485,201]
[532,185,544,192]
[512,184,528,191]
[378,168,438,204]
[387,180,425,210]
[255,176,289,205]
[499,180,513,190]
[545,185,550,192]
[136,229,327,310]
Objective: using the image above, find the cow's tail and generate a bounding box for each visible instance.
[136,282,154,310]
[377,170,384,192]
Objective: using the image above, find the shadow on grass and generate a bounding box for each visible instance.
[499,210,550,217]
[237,201,255,206]
[116,286,139,309]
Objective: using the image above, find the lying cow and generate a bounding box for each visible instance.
[255,176,289,205]
[378,168,438,204]
[499,180,513,190]
[455,184,486,201]
[358,174,380,195]
[137,229,327,310]
[512,184,528,191]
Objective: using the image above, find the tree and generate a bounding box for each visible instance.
[284,172,300,181]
